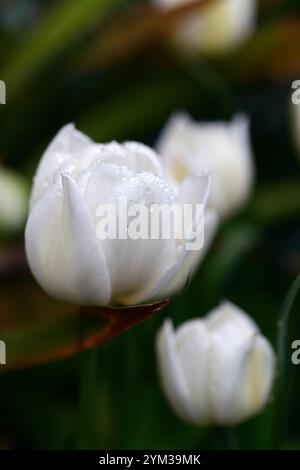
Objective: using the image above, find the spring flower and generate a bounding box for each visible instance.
[25,124,217,307]
[154,0,257,56]
[0,165,28,233]
[156,301,275,425]
[156,113,254,217]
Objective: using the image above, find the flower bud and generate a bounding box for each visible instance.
[0,165,28,233]
[25,124,218,307]
[157,113,254,217]
[156,301,275,425]
[154,0,257,56]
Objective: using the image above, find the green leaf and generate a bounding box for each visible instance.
[1,0,123,99]
[251,179,300,224]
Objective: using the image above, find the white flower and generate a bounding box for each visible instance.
[156,301,275,425]
[156,113,254,217]
[154,0,257,56]
[25,124,218,307]
[0,165,28,232]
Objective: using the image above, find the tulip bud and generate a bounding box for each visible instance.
[156,301,275,426]
[157,113,254,217]
[25,124,218,307]
[0,165,28,233]
[154,0,257,56]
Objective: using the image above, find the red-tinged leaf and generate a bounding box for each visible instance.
[0,245,169,370]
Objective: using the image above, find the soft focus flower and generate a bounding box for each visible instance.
[156,113,254,217]
[156,301,275,425]
[0,164,28,233]
[25,124,218,307]
[153,0,257,56]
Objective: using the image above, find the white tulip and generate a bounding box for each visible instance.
[157,113,254,217]
[25,124,218,307]
[0,165,28,232]
[154,0,257,56]
[156,301,275,425]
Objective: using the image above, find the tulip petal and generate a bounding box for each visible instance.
[177,173,211,207]
[124,142,164,176]
[156,301,275,427]
[146,209,218,301]
[175,320,213,424]
[206,302,274,424]
[82,162,178,305]
[25,173,111,306]
[30,124,96,206]
[157,111,254,217]
[206,301,258,340]
[144,174,216,301]
[228,334,276,423]
[208,330,256,424]
[156,320,196,423]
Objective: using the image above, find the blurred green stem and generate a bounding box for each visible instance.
[275,272,300,447]
[78,346,98,449]
[220,428,239,450]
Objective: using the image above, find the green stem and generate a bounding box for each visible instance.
[275,272,300,447]
[78,346,98,449]
[220,427,239,450]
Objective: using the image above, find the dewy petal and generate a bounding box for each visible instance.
[30,124,95,207]
[82,162,177,305]
[146,209,218,302]
[144,174,216,302]
[156,320,196,423]
[175,320,213,424]
[25,173,111,306]
[124,142,165,177]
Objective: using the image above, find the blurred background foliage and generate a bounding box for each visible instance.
[0,0,300,450]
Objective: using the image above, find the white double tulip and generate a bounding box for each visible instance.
[25,124,217,307]
[153,0,257,56]
[0,165,28,233]
[156,302,275,425]
[157,113,254,217]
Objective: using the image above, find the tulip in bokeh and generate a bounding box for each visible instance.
[25,124,218,307]
[156,301,275,425]
[157,113,254,217]
[0,164,28,233]
[153,0,257,56]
